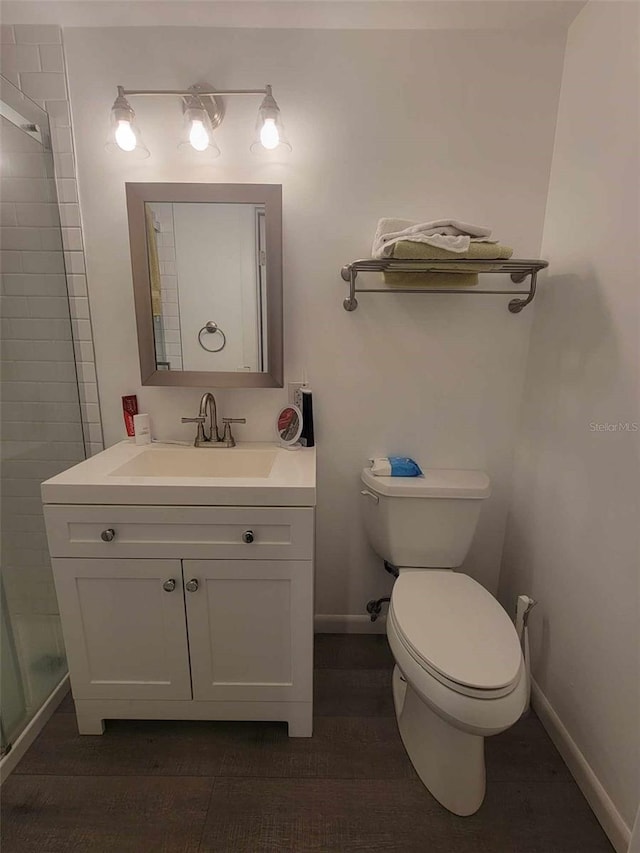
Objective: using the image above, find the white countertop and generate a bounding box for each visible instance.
[41,441,316,507]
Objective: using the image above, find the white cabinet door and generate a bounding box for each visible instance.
[184,560,313,703]
[52,558,192,701]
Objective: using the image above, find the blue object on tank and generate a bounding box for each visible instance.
[389,457,423,477]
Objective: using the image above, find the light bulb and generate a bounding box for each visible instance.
[260,118,280,150]
[189,119,210,152]
[115,119,137,152]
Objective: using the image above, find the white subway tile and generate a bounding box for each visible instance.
[4,316,71,340]
[1,478,44,498]
[1,400,80,423]
[38,44,64,73]
[80,402,100,423]
[51,126,73,154]
[0,44,40,74]
[88,442,104,457]
[157,245,176,262]
[64,250,84,273]
[2,360,77,382]
[75,361,96,383]
[61,227,82,251]
[0,295,29,317]
[1,68,19,87]
[15,202,60,226]
[162,316,180,331]
[14,25,61,44]
[19,72,66,102]
[53,152,75,179]
[58,204,80,227]
[0,203,17,226]
[2,420,82,442]
[55,178,78,203]
[22,250,65,274]
[27,295,71,318]
[71,318,91,341]
[5,152,48,179]
[1,25,15,44]
[40,228,63,250]
[2,273,67,296]
[73,340,94,362]
[1,177,56,203]
[85,423,104,444]
[66,273,86,296]
[78,382,98,404]
[0,252,23,272]
[1,339,74,362]
[161,302,178,317]
[44,99,70,127]
[69,296,89,319]
[1,227,41,250]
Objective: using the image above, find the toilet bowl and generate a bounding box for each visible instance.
[387,570,527,815]
[360,466,527,815]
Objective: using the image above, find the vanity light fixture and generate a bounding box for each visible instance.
[106,88,150,158]
[107,82,290,157]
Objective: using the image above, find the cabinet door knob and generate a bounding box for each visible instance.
[162,578,176,592]
[185,578,199,593]
[242,529,255,544]
[100,528,116,542]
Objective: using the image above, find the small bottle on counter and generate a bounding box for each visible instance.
[133,413,152,446]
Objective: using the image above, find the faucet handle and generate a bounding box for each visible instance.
[181,416,206,424]
[221,418,246,447]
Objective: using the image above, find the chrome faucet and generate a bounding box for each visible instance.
[181,392,221,447]
[181,392,245,448]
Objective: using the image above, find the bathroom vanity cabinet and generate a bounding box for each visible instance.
[41,443,316,738]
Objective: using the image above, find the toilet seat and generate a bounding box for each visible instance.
[389,571,522,700]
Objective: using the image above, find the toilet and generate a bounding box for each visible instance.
[360,466,527,816]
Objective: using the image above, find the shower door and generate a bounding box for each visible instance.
[0,75,86,753]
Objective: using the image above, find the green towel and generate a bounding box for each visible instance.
[384,241,514,287]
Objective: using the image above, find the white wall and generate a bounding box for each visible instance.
[63,25,567,617]
[499,1,639,843]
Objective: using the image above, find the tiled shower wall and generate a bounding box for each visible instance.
[1,23,103,455]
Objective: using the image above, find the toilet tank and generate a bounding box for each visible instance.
[360,468,491,568]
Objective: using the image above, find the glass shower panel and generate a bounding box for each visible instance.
[0,76,86,751]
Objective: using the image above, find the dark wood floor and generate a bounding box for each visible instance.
[1,634,613,852]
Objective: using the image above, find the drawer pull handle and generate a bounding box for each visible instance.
[162,579,176,592]
[100,528,116,542]
[242,530,255,544]
[186,579,199,593]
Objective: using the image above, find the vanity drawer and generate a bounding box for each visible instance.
[44,505,315,560]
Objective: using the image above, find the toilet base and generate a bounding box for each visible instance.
[392,665,486,816]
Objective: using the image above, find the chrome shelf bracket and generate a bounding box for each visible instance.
[341,258,548,314]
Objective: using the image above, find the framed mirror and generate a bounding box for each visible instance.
[126,182,283,387]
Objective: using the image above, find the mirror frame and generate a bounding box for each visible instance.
[126,182,283,388]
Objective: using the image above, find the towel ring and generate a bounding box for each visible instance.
[198,320,226,353]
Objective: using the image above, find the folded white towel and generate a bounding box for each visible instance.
[372,218,496,259]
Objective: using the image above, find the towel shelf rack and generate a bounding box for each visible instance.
[340,258,549,313]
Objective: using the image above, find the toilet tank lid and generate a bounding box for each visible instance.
[361,467,491,499]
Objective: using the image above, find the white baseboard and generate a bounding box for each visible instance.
[314,614,387,634]
[0,674,69,784]
[531,678,631,853]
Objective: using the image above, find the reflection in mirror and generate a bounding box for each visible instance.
[145,201,268,374]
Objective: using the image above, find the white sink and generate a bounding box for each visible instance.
[41,441,316,507]
[109,447,277,479]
